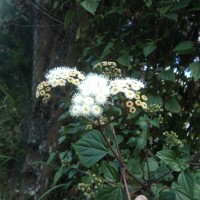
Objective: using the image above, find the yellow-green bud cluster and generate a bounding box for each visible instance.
[147,104,163,113]
[78,171,103,199]
[35,81,52,103]
[93,61,122,78]
[163,131,184,148]
[125,93,148,113]
[158,114,164,124]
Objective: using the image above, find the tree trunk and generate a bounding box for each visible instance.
[18,2,86,199]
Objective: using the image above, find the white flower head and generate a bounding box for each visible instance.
[45,66,72,81]
[72,94,84,105]
[78,73,110,97]
[83,96,95,106]
[125,90,135,99]
[70,105,82,117]
[91,105,102,117]
[95,94,107,105]
[82,104,91,116]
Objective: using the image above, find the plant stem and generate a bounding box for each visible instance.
[98,121,124,167]
[121,166,131,200]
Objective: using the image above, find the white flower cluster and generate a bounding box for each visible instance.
[45,66,85,87]
[70,74,110,117]
[110,78,145,99]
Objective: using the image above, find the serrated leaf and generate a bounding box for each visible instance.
[173,41,194,54]
[80,0,99,15]
[154,166,173,181]
[158,70,175,81]
[100,163,119,181]
[73,130,108,168]
[178,173,195,198]
[95,186,127,200]
[156,150,185,172]
[172,182,191,200]
[165,99,181,113]
[189,62,200,81]
[143,45,156,57]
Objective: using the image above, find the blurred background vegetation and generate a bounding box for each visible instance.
[0,0,32,197]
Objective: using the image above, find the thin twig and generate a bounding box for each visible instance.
[98,121,124,166]
[110,124,121,158]
[32,3,64,25]
[121,167,131,200]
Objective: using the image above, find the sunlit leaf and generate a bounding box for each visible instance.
[80,0,99,15]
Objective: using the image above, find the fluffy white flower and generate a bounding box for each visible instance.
[78,73,110,97]
[83,96,95,106]
[45,67,72,81]
[72,95,84,105]
[82,105,91,116]
[110,87,120,95]
[70,105,82,117]
[91,105,102,117]
[125,90,135,99]
[49,79,59,87]
[95,94,107,105]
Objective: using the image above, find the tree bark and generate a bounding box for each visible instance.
[18,2,86,199]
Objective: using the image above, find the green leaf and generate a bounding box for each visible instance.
[171,0,191,11]
[53,1,59,9]
[146,0,152,8]
[100,163,119,181]
[151,118,160,128]
[143,45,156,57]
[80,0,99,15]
[64,11,74,29]
[163,13,178,22]
[156,150,185,172]
[127,158,143,175]
[158,70,175,82]
[159,192,175,200]
[173,41,194,54]
[172,182,191,200]
[178,173,195,198]
[159,6,172,15]
[54,170,62,184]
[165,99,181,113]
[144,157,159,172]
[101,42,114,58]
[189,62,200,81]
[154,166,173,181]
[147,95,163,106]
[95,186,127,200]
[135,137,147,156]
[47,152,56,165]
[73,130,108,168]
[117,51,130,66]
